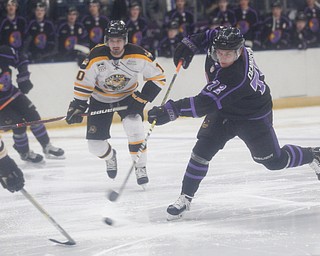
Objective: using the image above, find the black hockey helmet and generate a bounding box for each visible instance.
[210,26,245,61]
[213,26,244,50]
[104,20,128,44]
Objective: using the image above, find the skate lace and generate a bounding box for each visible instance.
[135,167,147,179]
[173,195,190,210]
[27,150,39,159]
[44,143,59,154]
[106,153,117,170]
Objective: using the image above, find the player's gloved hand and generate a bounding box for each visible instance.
[16,71,33,94]
[0,156,25,193]
[126,91,148,115]
[148,100,179,125]
[66,99,88,124]
[173,37,198,69]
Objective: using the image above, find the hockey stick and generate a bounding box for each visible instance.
[20,188,76,245]
[0,91,22,111]
[0,105,128,130]
[108,60,183,202]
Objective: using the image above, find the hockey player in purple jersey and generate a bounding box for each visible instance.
[0,45,64,163]
[147,26,320,220]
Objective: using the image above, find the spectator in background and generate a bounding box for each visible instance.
[126,1,148,46]
[0,0,27,51]
[164,0,195,36]
[234,0,260,48]
[56,6,88,62]
[23,2,57,63]
[208,0,236,27]
[291,11,318,49]
[304,0,320,41]
[260,0,292,50]
[145,0,167,28]
[81,0,109,49]
[158,20,183,58]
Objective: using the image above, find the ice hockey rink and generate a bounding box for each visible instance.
[1,106,320,256]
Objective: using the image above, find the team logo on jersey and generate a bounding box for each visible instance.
[104,74,129,90]
[206,80,227,95]
[88,125,97,134]
[97,62,106,72]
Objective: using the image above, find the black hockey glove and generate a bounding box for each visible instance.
[148,100,179,125]
[0,156,25,193]
[66,99,88,124]
[173,37,198,69]
[16,71,33,94]
[125,91,148,115]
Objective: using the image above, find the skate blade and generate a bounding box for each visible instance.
[140,183,147,190]
[167,213,183,221]
[45,154,66,160]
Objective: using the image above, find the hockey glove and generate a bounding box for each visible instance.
[173,37,198,69]
[125,91,148,115]
[16,71,33,94]
[0,156,25,193]
[66,99,88,124]
[148,100,179,125]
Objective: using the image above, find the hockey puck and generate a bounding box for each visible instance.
[104,217,114,226]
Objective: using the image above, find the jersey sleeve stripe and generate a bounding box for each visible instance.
[87,56,110,69]
[74,82,93,90]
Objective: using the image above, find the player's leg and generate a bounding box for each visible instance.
[0,101,44,163]
[121,113,148,186]
[86,99,116,179]
[238,113,315,173]
[12,94,64,159]
[167,113,235,220]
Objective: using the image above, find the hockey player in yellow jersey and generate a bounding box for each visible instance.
[66,20,166,187]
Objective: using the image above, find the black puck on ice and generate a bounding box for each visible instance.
[104,217,114,226]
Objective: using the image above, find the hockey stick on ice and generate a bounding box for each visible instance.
[108,60,183,202]
[20,188,76,245]
[0,105,128,130]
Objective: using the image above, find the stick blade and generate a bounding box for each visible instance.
[49,238,76,246]
[108,190,119,202]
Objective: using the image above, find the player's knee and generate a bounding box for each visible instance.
[122,114,143,138]
[87,140,110,158]
[255,157,287,171]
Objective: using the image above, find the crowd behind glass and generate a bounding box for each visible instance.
[0,0,319,64]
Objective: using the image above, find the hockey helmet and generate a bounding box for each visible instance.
[210,26,245,61]
[104,20,128,44]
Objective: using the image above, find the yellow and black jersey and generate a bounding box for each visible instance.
[73,43,166,104]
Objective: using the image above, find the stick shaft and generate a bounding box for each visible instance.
[113,60,183,199]
[0,91,21,111]
[0,105,127,130]
[21,188,76,244]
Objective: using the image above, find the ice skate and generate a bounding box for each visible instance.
[309,147,320,180]
[135,166,149,188]
[43,143,65,159]
[19,150,44,163]
[167,194,192,221]
[106,149,117,179]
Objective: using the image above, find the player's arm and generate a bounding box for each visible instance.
[66,56,95,124]
[0,45,33,94]
[147,92,216,125]
[0,139,25,193]
[173,29,219,68]
[126,52,166,115]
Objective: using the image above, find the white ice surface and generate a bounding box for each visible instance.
[1,106,320,256]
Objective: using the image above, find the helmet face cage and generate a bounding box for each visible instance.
[104,20,128,45]
[210,27,245,62]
